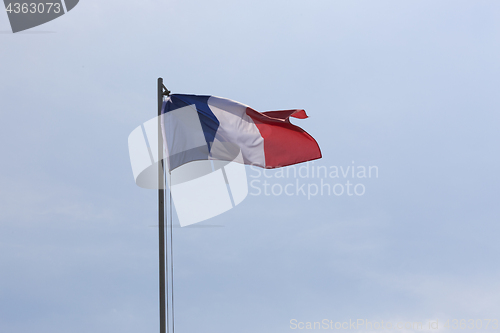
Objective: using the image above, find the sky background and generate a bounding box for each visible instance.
[1,0,500,332]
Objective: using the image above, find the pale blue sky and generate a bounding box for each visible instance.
[1,1,500,332]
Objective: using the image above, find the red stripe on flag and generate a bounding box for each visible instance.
[246,108,322,168]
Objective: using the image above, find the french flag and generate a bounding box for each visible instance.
[162,94,321,170]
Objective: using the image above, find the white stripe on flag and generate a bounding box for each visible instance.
[208,96,266,168]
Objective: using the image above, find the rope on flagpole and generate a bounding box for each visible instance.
[169,179,175,333]
[164,163,170,333]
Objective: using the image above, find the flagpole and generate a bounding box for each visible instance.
[158,77,166,333]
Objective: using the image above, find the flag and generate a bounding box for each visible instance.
[161,94,321,171]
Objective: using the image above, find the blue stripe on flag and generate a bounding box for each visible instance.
[163,94,219,150]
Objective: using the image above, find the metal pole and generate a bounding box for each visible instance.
[158,77,166,333]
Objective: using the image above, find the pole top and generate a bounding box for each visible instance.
[158,77,171,96]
